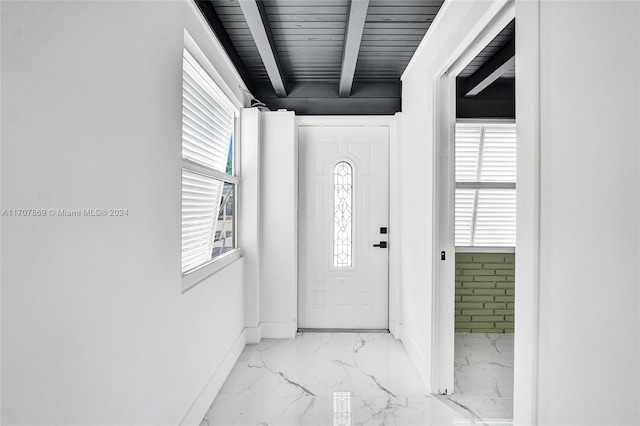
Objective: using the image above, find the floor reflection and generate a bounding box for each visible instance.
[201,332,476,425]
[333,391,352,426]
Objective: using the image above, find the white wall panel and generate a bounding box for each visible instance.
[536,2,640,424]
[259,111,298,337]
[0,1,248,424]
[400,0,501,390]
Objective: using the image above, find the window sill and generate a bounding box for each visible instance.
[182,248,242,293]
[455,246,515,253]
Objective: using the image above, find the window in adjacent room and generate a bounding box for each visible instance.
[181,47,239,276]
[455,122,516,248]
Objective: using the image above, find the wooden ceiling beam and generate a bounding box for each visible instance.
[464,38,515,97]
[238,0,288,97]
[253,81,400,115]
[339,0,369,97]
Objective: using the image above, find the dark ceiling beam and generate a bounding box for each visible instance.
[238,0,287,97]
[254,81,400,115]
[263,97,400,115]
[339,0,369,97]
[464,38,515,97]
[195,1,253,92]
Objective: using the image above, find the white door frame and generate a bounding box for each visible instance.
[430,0,523,400]
[296,116,401,337]
[432,0,542,422]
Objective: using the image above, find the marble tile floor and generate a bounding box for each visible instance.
[201,332,489,426]
[437,333,514,425]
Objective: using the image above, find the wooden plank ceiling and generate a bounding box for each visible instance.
[198,0,445,114]
[458,20,515,80]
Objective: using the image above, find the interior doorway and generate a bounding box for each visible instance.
[430,3,518,422]
[447,19,517,421]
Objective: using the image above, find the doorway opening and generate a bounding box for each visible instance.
[449,20,517,421]
[428,3,518,420]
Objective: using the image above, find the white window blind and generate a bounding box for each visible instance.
[481,127,517,182]
[455,189,475,246]
[455,122,516,247]
[182,50,234,173]
[181,48,237,274]
[181,170,224,272]
[474,189,516,246]
[455,126,481,182]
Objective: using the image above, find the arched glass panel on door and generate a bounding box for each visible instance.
[333,161,353,268]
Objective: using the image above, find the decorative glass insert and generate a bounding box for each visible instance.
[333,162,353,268]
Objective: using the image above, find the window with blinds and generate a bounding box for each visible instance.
[181,48,239,274]
[455,122,516,247]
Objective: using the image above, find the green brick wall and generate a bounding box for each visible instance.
[455,252,515,333]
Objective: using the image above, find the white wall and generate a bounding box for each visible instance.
[259,112,298,338]
[534,2,640,424]
[513,1,540,422]
[1,1,249,424]
[389,113,403,338]
[240,108,262,342]
[404,0,640,423]
[400,0,501,389]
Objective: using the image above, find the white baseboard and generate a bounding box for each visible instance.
[391,322,403,340]
[179,329,247,426]
[260,321,297,339]
[401,329,430,391]
[244,322,296,344]
[245,326,262,344]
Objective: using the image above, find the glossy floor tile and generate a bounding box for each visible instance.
[201,332,484,425]
[439,333,514,425]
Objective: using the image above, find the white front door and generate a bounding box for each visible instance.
[298,125,389,329]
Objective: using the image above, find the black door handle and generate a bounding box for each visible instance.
[373,241,387,248]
